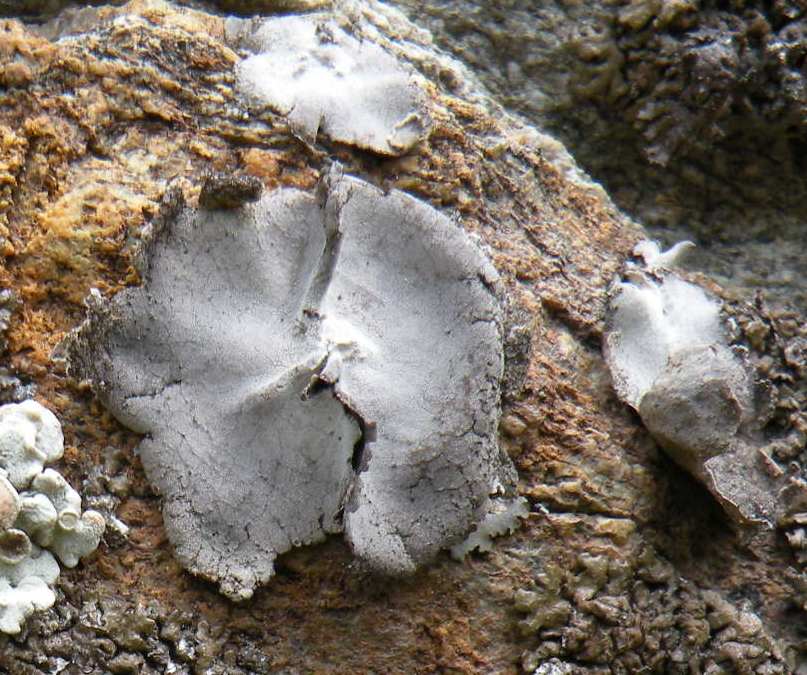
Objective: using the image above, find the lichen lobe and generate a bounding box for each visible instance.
[604,242,779,525]
[66,170,510,599]
[231,13,428,155]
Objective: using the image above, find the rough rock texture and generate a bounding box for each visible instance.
[0,0,803,672]
[389,0,807,312]
[1,0,327,18]
[0,290,33,403]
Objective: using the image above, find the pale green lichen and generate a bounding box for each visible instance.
[0,543,59,635]
[19,469,106,568]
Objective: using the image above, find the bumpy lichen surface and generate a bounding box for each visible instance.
[66,170,512,600]
[0,401,104,633]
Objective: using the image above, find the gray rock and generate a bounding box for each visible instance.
[388,0,807,310]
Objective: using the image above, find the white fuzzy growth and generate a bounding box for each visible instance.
[0,400,64,489]
[605,247,726,408]
[450,497,529,560]
[235,15,425,155]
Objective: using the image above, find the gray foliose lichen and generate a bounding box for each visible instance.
[604,241,780,525]
[228,12,428,155]
[65,169,515,601]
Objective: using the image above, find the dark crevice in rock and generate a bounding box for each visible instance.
[300,375,332,401]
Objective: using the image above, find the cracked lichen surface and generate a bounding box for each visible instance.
[66,170,511,599]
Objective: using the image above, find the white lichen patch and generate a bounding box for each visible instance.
[0,543,59,635]
[605,272,731,411]
[604,242,778,525]
[450,496,529,560]
[0,572,57,635]
[0,473,20,530]
[66,169,515,600]
[0,400,64,488]
[532,660,576,675]
[0,401,105,633]
[19,470,106,568]
[231,14,427,155]
[632,239,695,271]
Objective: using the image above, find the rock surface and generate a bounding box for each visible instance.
[389,0,807,312]
[0,0,803,672]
